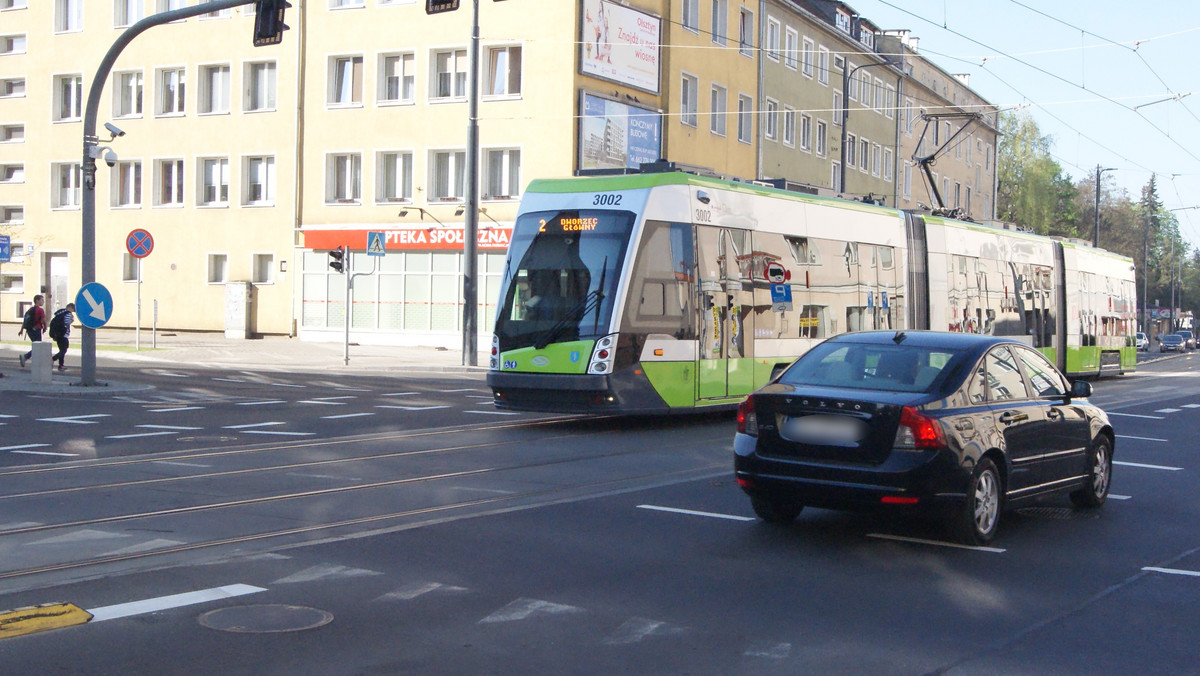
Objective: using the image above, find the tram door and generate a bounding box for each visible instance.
[696,226,755,400]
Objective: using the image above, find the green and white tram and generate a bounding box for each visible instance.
[487,170,1137,414]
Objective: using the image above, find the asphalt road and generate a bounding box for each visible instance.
[1,353,1198,675]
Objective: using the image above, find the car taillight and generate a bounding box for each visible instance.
[737,396,758,436]
[895,406,946,450]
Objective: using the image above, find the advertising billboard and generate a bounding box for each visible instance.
[580,0,661,93]
[578,92,662,171]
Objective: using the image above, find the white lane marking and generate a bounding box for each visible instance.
[1155,408,1182,414]
[297,400,347,406]
[638,505,756,522]
[1,443,52,452]
[155,461,212,468]
[603,617,685,645]
[1108,494,1132,500]
[466,395,492,399]
[0,414,17,418]
[149,407,205,413]
[334,387,372,392]
[1116,434,1169,442]
[240,430,315,436]
[464,410,520,416]
[0,522,42,532]
[867,533,1006,553]
[374,582,469,602]
[745,641,793,659]
[106,431,177,440]
[101,538,187,557]
[273,564,382,584]
[376,405,451,411]
[1115,460,1183,471]
[312,396,357,401]
[237,400,287,406]
[320,413,375,420]
[270,383,307,389]
[1107,412,1165,420]
[478,598,584,624]
[89,584,267,622]
[37,414,110,424]
[11,449,80,457]
[443,389,485,393]
[1183,404,1200,409]
[149,370,189,378]
[380,392,419,397]
[286,473,360,481]
[138,425,203,431]
[222,422,285,429]
[1143,567,1200,578]
[27,529,131,546]
[212,378,246,383]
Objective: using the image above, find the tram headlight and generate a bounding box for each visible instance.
[588,334,618,374]
[489,334,500,370]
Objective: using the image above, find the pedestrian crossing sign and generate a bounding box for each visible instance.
[367,231,386,257]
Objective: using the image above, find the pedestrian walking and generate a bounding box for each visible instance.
[18,294,47,368]
[49,302,75,371]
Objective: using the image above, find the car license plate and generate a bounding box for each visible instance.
[780,414,867,445]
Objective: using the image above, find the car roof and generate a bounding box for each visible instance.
[824,330,1026,351]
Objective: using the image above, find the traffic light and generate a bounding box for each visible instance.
[253,0,291,47]
[328,246,345,274]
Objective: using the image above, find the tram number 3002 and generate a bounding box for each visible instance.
[592,193,623,206]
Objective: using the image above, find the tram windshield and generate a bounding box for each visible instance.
[494,210,636,351]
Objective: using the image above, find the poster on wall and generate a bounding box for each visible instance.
[578,92,662,171]
[580,0,661,93]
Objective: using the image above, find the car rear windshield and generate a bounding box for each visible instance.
[779,342,964,393]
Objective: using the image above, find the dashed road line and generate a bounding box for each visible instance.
[212,378,246,383]
[88,584,266,623]
[1109,494,1133,500]
[240,430,315,437]
[1155,408,1182,414]
[1117,434,1168,442]
[380,392,419,397]
[269,383,307,388]
[149,407,205,413]
[297,400,347,406]
[320,413,375,420]
[1143,567,1200,578]
[9,448,78,457]
[638,505,755,522]
[222,422,285,429]
[138,425,203,431]
[1,444,52,452]
[1107,412,1165,420]
[1115,460,1183,471]
[376,405,451,411]
[36,414,110,424]
[478,598,583,624]
[105,431,177,440]
[236,400,287,406]
[1183,404,1200,409]
[866,533,1006,553]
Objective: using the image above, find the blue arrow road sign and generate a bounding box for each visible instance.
[367,231,386,257]
[0,235,9,263]
[75,282,114,329]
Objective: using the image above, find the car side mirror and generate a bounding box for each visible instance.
[1069,380,1092,400]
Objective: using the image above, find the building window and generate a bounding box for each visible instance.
[815,120,827,156]
[113,71,143,118]
[710,84,726,136]
[902,162,912,198]
[0,272,23,294]
[737,95,752,143]
[874,77,884,110]
[1,78,24,98]
[245,61,276,112]
[846,133,857,168]
[846,62,858,101]
[2,124,24,142]
[1,0,29,10]
[801,38,815,78]
[885,85,896,119]
[327,153,362,203]
[330,55,364,106]
[122,254,139,282]
[681,0,698,31]
[199,157,229,206]
[484,148,521,200]
[833,92,843,125]
[54,74,83,122]
[111,161,141,207]
[157,68,185,115]
[52,162,82,208]
[765,18,780,61]
[799,113,811,151]
[711,0,727,46]
[860,138,870,173]
[2,34,27,55]
[818,46,830,85]
[207,253,228,284]
[252,254,275,284]
[831,161,841,192]
[872,143,881,177]
[763,99,778,141]
[329,0,364,7]
[245,156,275,205]
[782,106,795,146]
[883,148,893,181]
[380,52,415,103]
[432,49,467,99]
[783,28,798,70]
[681,73,698,127]
[431,150,466,201]
[157,159,184,206]
[377,151,413,203]
[485,45,521,97]
[157,0,184,12]
[1,206,23,224]
[836,9,851,33]
[904,98,914,135]
[199,64,230,114]
[0,164,23,183]
[738,8,753,57]
[202,5,232,18]
[55,0,82,32]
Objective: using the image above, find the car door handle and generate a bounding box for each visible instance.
[999,411,1029,424]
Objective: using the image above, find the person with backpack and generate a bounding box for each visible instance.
[18,294,46,368]
[48,302,75,372]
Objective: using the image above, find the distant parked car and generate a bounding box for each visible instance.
[1136,332,1149,351]
[1176,330,1196,350]
[1160,334,1185,353]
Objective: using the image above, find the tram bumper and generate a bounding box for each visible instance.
[487,370,670,414]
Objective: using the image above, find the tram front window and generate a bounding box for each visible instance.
[494,210,635,351]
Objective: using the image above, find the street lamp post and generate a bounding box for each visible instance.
[461,0,480,367]
[839,60,897,197]
[1093,165,1117,248]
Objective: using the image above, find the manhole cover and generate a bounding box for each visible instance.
[198,604,333,633]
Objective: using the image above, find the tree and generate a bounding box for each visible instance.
[995,112,1079,236]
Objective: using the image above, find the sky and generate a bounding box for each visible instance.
[848,0,1200,248]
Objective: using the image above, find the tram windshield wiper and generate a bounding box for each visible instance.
[533,288,606,350]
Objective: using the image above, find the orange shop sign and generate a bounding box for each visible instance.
[304,227,512,251]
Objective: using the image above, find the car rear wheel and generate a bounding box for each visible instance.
[950,457,1001,545]
[1070,436,1112,508]
[750,495,804,524]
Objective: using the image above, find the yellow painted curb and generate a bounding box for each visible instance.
[0,603,93,639]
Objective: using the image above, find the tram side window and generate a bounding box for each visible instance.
[624,221,694,338]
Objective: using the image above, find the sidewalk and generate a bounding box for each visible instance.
[1,329,489,396]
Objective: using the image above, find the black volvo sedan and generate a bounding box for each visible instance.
[734,331,1114,544]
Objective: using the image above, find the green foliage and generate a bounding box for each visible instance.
[995,112,1079,237]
